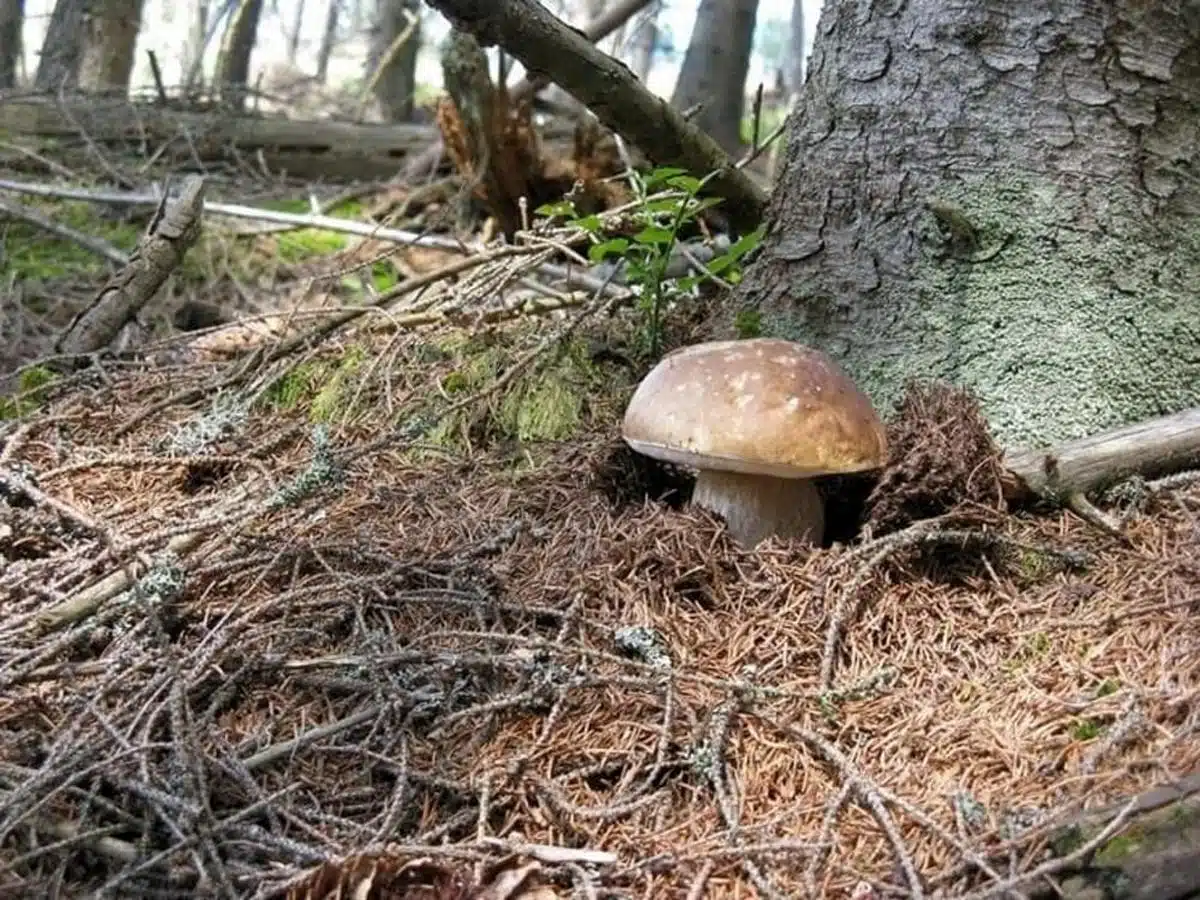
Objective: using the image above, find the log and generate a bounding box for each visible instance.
[1002,406,1200,501]
[0,97,434,180]
[1030,772,1200,900]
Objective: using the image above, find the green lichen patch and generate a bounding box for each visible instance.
[751,171,1200,448]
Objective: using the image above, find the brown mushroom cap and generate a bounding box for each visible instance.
[622,338,888,478]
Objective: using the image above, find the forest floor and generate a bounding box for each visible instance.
[0,95,1198,900]
[2,304,1197,899]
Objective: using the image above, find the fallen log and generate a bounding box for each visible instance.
[1002,406,1200,500]
[1028,772,1200,900]
[0,96,433,180]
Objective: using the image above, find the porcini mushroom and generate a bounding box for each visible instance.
[621,338,888,547]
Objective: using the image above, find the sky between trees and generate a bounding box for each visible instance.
[16,0,822,103]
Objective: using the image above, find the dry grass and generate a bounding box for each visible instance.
[0,328,1198,900]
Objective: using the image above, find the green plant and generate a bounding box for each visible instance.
[537,166,764,358]
[0,365,57,419]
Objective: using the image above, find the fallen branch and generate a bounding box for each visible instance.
[1002,406,1200,502]
[400,0,657,180]
[422,0,767,231]
[53,175,205,355]
[0,193,129,265]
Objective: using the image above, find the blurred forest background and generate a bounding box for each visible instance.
[2,0,817,136]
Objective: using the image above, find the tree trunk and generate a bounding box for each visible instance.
[215,0,264,108]
[364,0,420,122]
[76,0,146,94]
[0,0,22,89]
[286,0,304,62]
[728,0,1200,450]
[783,0,804,92]
[34,0,87,90]
[181,0,211,93]
[670,0,760,155]
[315,0,339,83]
[627,2,658,83]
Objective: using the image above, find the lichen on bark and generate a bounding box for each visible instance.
[730,0,1200,448]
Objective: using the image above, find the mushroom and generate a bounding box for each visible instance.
[621,338,888,547]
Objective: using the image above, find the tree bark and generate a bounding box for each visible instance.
[364,0,421,122]
[315,0,339,83]
[34,0,87,90]
[730,0,1200,449]
[669,0,760,155]
[0,0,22,89]
[76,0,146,94]
[215,0,264,109]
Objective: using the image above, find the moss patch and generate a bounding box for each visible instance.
[0,365,58,419]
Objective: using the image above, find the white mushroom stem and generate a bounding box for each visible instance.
[691,469,825,548]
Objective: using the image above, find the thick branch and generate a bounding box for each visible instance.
[421,0,768,231]
[55,176,206,355]
[1003,406,1200,500]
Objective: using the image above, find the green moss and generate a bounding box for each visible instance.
[0,365,58,419]
[415,332,615,456]
[1071,718,1102,741]
[498,374,583,441]
[259,346,371,423]
[310,345,368,423]
[1092,831,1144,865]
[2,201,140,281]
[262,362,322,410]
[275,227,349,263]
[733,308,763,339]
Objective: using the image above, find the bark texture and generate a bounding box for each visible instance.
[34,0,86,90]
[0,0,22,88]
[364,0,421,122]
[670,0,760,154]
[731,0,1200,448]
[76,0,146,93]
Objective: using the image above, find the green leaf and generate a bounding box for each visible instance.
[667,174,703,194]
[727,224,767,260]
[646,166,688,186]
[536,201,575,218]
[573,214,603,234]
[706,252,736,275]
[588,237,630,262]
[676,275,701,292]
[643,198,686,215]
[633,226,674,245]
